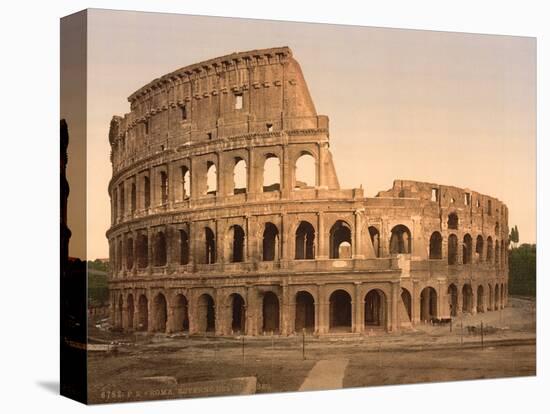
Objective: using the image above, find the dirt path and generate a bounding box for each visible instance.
[299,358,349,391]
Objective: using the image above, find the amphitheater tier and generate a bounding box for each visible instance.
[107,47,509,336]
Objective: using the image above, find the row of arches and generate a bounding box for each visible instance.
[113,288,390,334]
[447,282,507,316]
[428,231,507,266]
[112,152,317,222]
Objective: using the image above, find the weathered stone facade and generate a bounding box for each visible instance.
[106,46,509,336]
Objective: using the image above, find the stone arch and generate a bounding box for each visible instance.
[130,182,136,213]
[117,239,123,271]
[137,294,148,331]
[495,240,500,266]
[233,158,247,194]
[475,235,484,263]
[448,234,458,265]
[364,289,387,329]
[368,226,381,257]
[401,288,412,321]
[126,237,134,269]
[154,231,167,266]
[263,154,280,192]
[420,286,438,321]
[486,236,494,262]
[463,234,473,264]
[488,283,494,310]
[295,291,315,333]
[143,175,151,208]
[228,225,245,263]
[206,161,217,196]
[159,170,168,205]
[153,293,167,332]
[126,293,134,330]
[197,293,216,333]
[181,165,191,199]
[329,289,352,332]
[477,285,485,313]
[262,222,280,261]
[205,227,216,264]
[329,220,352,259]
[294,152,316,189]
[462,284,474,314]
[429,231,442,259]
[262,292,280,334]
[179,229,189,265]
[448,284,458,317]
[116,294,124,329]
[390,224,411,254]
[295,221,315,259]
[173,294,189,332]
[447,212,459,230]
[228,293,246,334]
[137,233,148,268]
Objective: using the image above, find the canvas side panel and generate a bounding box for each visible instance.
[60,9,88,405]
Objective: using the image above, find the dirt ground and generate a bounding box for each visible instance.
[87,296,536,404]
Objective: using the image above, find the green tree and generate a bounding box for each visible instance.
[508,243,536,297]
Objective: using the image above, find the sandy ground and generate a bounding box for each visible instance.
[87,297,535,403]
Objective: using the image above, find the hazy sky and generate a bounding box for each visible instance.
[81,9,536,259]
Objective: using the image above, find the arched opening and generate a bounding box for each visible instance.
[295,221,315,259]
[229,294,246,334]
[144,176,151,208]
[233,158,247,194]
[448,284,458,317]
[153,293,167,332]
[197,294,216,333]
[154,231,167,266]
[206,162,217,196]
[137,294,148,331]
[494,284,501,310]
[401,288,412,321]
[294,152,316,189]
[447,212,459,230]
[229,225,245,263]
[429,231,442,259]
[263,155,280,192]
[390,225,411,254]
[368,226,380,257]
[420,287,438,321]
[462,284,474,314]
[126,237,134,269]
[205,227,216,264]
[500,283,505,308]
[329,290,352,332]
[463,234,473,264]
[295,291,315,333]
[160,171,168,205]
[137,234,148,268]
[117,240,123,271]
[477,285,485,313]
[131,183,136,213]
[262,292,280,334]
[495,240,500,266]
[495,222,500,234]
[486,237,494,262]
[262,222,280,261]
[364,289,386,328]
[448,234,458,265]
[488,284,494,310]
[117,295,123,329]
[329,220,352,259]
[181,166,191,200]
[475,235,484,262]
[180,229,189,265]
[126,294,134,330]
[173,294,189,332]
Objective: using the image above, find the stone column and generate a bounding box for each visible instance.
[411,280,419,325]
[317,284,328,334]
[354,209,364,259]
[147,290,154,333]
[317,212,327,259]
[354,283,363,333]
[166,304,175,334]
[391,282,399,331]
[317,142,326,188]
[147,228,153,272]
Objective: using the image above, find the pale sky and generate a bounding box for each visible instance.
[78,9,536,259]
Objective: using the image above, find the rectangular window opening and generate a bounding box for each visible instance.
[235,93,243,110]
[431,188,439,202]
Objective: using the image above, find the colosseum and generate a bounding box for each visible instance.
[106,46,509,337]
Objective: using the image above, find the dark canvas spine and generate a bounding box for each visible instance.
[60,9,88,404]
